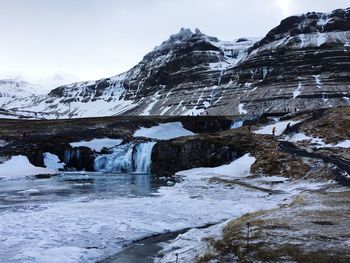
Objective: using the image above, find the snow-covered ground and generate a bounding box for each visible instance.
[0,154,328,263]
[155,221,229,263]
[0,155,56,179]
[133,122,194,140]
[176,154,256,179]
[255,120,302,136]
[284,133,350,148]
[70,138,123,152]
[43,153,65,170]
[155,156,327,262]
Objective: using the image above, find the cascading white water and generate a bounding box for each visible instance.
[94,143,133,173]
[133,142,156,174]
[94,142,156,174]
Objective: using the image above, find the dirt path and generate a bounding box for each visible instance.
[278,140,350,186]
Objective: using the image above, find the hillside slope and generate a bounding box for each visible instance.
[2,8,350,118]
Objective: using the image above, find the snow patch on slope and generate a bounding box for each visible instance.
[255,120,302,136]
[134,122,194,140]
[70,138,123,152]
[238,103,248,114]
[176,154,256,179]
[43,153,65,170]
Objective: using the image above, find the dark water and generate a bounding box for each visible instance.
[0,172,176,210]
[99,231,182,263]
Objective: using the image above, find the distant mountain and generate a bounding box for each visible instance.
[2,7,350,118]
[0,79,39,108]
[34,73,81,93]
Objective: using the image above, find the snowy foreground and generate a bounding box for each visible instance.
[0,154,327,263]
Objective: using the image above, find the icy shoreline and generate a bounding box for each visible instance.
[0,154,327,263]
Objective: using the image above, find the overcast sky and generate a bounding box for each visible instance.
[0,0,349,85]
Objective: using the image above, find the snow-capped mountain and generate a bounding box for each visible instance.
[2,7,350,118]
[0,79,39,108]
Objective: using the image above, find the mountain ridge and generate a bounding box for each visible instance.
[1,7,349,119]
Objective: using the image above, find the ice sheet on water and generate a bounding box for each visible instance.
[0,154,330,263]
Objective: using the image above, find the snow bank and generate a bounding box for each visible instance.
[285,133,325,145]
[0,155,56,179]
[285,133,350,148]
[176,154,256,179]
[238,103,248,115]
[156,221,228,263]
[44,153,65,170]
[70,138,123,152]
[255,120,302,136]
[334,140,350,148]
[133,122,195,140]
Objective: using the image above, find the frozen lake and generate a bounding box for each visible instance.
[0,172,168,209]
[0,156,322,263]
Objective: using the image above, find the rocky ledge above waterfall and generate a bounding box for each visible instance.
[1,107,348,185]
[0,116,233,171]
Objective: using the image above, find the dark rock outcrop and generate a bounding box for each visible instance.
[152,139,238,176]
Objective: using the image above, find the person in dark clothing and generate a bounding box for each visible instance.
[285,122,291,133]
[272,126,276,136]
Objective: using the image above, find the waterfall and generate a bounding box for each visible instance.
[94,142,156,174]
[218,69,225,86]
[94,143,133,173]
[133,142,156,174]
[64,149,81,165]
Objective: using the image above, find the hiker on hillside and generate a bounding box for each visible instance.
[285,122,291,133]
[272,126,276,136]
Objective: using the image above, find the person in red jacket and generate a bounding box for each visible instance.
[272,126,276,136]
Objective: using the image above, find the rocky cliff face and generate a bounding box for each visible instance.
[217,8,350,115]
[2,8,350,118]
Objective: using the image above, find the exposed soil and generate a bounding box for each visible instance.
[299,107,350,144]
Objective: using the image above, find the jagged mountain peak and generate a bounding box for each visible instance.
[150,27,220,55]
[252,7,350,49]
[2,8,349,119]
